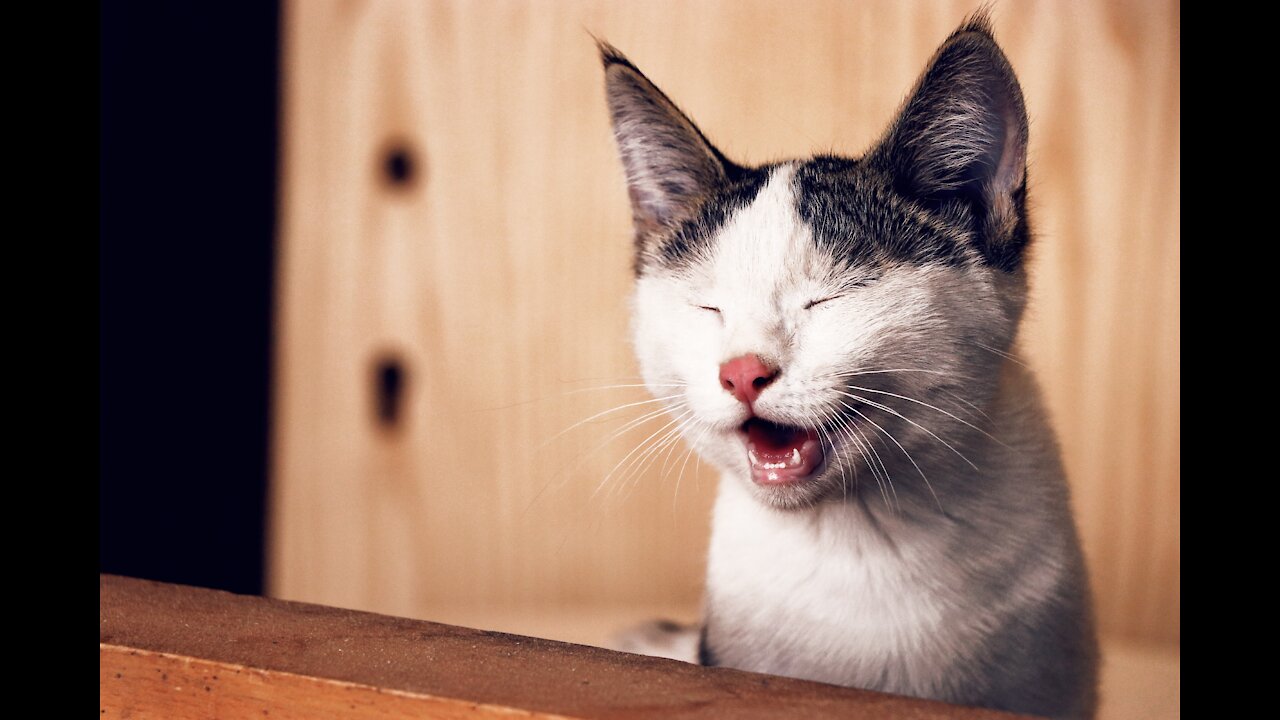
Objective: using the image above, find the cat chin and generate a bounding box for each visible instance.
[742,474,840,510]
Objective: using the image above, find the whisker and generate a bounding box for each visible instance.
[818,367,949,380]
[555,403,682,478]
[851,414,898,512]
[807,407,853,503]
[474,379,686,413]
[827,408,893,510]
[844,384,1006,447]
[673,419,714,514]
[613,413,698,504]
[816,367,994,424]
[593,410,691,501]
[971,340,1028,368]
[836,390,979,471]
[562,383,689,393]
[838,399,943,513]
[599,425,683,504]
[938,388,993,423]
[540,393,685,449]
[521,400,688,520]
[647,414,702,492]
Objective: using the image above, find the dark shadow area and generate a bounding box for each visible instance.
[100,1,280,594]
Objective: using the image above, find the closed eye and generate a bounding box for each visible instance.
[804,296,841,310]
[805,277,879,309]
[695,305,721,314]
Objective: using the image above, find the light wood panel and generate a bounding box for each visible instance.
[271,0,1180,646]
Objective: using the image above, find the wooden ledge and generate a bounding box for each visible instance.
[100,574,1030,719]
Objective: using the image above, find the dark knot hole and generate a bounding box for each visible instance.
[374,356,406,430]
[381,140,422,190]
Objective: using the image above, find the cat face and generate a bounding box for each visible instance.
[603,24,1032,509]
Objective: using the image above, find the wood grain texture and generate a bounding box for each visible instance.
[271,0,1179,646]
[101,647,573,720]
[100,575,1031,720]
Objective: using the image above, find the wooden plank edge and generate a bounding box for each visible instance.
[100,574,1034,719]
[101,643,575,720]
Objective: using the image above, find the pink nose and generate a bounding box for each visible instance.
[719,354,779,408]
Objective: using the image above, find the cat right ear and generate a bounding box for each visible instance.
[600,42,731,239]
[867,15,1031,270]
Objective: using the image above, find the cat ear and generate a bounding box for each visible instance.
[599,42,732,239]
[869,16,1030,269]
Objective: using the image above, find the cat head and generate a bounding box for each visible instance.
[602,16,1032,510]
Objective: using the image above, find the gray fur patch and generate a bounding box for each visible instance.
[793,156,980,269]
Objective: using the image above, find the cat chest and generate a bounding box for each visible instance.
[704,498,972,692]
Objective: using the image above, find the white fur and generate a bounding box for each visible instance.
[707,480,965,693]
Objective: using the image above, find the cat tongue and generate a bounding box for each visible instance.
[745,419,823,485]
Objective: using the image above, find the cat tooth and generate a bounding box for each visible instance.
[748,447,789,470]
[789,448,802,467]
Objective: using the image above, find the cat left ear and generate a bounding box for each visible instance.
[869,16,1030,270]
[599,42,732,241]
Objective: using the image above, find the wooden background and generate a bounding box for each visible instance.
[270,0,1179,657]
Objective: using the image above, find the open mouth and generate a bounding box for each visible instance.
[740,418,825,486]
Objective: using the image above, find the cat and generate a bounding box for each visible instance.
[599,13,1098,720]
